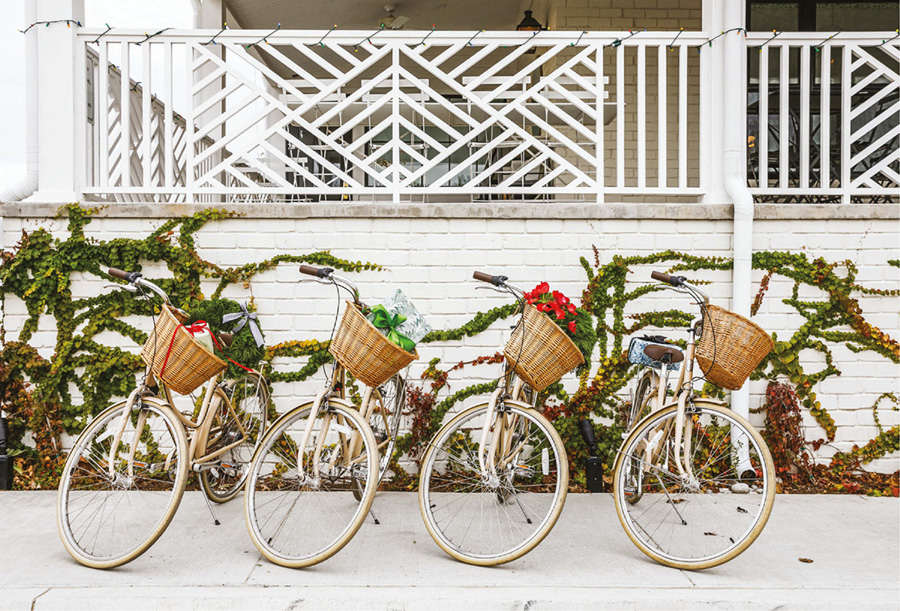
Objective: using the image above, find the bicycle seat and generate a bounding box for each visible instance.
[643,344,684,364]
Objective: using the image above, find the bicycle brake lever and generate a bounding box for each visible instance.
[104,283,138,293]
[475,285,507,294]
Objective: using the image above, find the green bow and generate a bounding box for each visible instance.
[368,305,416,352]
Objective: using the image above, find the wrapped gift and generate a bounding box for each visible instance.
[366,289,432,351]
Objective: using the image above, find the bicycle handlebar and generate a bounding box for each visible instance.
[299,264,360,304]
[299,264,334,279]
[107,267,172,305]
[473,271,507,287]
[651,271,687,287]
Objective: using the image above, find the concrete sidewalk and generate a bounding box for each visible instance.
[1,492,897,610]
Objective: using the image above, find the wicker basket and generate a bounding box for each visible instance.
[695,305,774,391]
[329,301,418,388]
[140,305,227,395]
[504,304,585,392]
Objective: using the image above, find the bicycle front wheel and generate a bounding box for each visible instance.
[613,402,775,570]
[244,399,378,568]
[56,399,189,569]
[200,372,270,503]
[418,403,568,566]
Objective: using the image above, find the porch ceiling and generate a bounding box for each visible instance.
[225,0,522,32]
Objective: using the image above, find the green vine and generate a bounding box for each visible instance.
[0,205,897,490]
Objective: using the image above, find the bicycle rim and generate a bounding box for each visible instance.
[57,400,188,568]
[200,373,270,503]
[419,403,568,565]
[614,403,775,569]
[244,401,378,568]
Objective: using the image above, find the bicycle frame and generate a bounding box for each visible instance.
[104,274,264,479]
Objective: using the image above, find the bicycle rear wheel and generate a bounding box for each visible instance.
[418,403,568,566]
[244,399,378,568]
[57,398,189,568]
[200,372,270,503]
[613,402,775,570]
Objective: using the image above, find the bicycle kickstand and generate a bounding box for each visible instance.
[368,507,380,525]
[202,490,221,526]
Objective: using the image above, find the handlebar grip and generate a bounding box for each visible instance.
[299,265,334,279]
[473,271,507,287]
[108,267,142,283]
[651,271,686,287]
[650,271,672,284]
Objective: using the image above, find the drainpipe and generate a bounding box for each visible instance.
[190,0,203,28]
[722,0,755,470]
[0,0,39,203]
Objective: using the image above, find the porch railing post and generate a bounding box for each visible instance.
[28,0,85,203]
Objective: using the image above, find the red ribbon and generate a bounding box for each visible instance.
[159,320,253,384]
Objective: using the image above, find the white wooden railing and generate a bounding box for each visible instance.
[746,32,899,203]
[85,45,216,203]
[77,29,709,203]
[74,29,897,204]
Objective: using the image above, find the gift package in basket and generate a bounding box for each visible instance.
[329,290,431,388]
[141,299,266,394]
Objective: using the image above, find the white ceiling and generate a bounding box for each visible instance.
[226,0,524,32]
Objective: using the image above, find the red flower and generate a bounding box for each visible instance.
[567,303,577,314]
[552,290,568,305]
[536,282,550,295]
[568,320,577,334]
[555,308,566,320]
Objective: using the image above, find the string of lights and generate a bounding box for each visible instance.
[19,19,81,34]
[202,24,228,46]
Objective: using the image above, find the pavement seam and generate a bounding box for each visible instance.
[29,588,50,611]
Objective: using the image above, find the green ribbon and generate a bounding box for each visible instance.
[368,305,416,352]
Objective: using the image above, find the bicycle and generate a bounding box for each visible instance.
[417,271,580,566]
[612,271,776,570]
[243,264,412,568]
[57,268,270,569]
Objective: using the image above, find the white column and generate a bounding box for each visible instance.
[195,0,225,202]
[28,0,85,203]
[700,0,727,204]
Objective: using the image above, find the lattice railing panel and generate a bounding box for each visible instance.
[747,33,899,203]
[79,29,707,203]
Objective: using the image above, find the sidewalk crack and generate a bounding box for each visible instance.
[30,588,51,611]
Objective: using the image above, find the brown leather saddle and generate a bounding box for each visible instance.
[643,343,684,364]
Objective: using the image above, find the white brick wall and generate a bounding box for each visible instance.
[3,211,898,472]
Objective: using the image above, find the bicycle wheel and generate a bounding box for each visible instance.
[613,402,776,570]
[244,399,378,568]
[418,402,568,566]
[57,398,189,569]
[200,372,270,503]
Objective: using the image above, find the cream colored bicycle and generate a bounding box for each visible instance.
[613,271,776,570]
[417,271,580,566]
[57,268,269,569]
[243,265,414,568]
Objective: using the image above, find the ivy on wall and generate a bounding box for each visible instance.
[0,205,897,490]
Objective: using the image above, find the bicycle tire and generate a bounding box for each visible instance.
[613,401,776,570]
[57,398,189,569]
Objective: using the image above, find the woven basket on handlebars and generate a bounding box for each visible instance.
[695,304,774,391]
[140,304,226,395]
[329,301,418,388]
[504,303,585,392]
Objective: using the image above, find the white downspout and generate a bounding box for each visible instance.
[722,0,755,472]
[0,0,39,203]
[190,0,203,28]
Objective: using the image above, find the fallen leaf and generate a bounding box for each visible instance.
[799,557,814,563]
